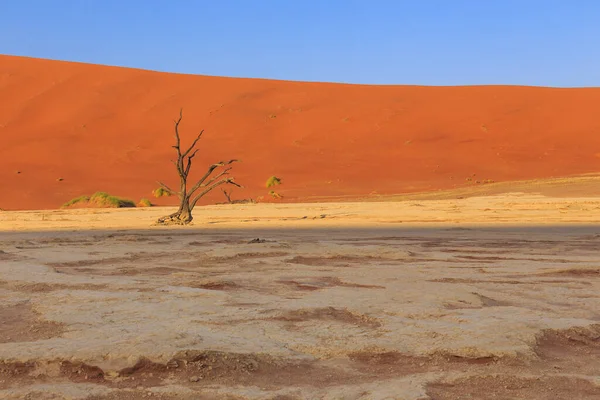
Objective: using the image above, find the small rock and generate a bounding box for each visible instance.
[248,238,266,244]
[244,359,259,371]
[56,178,64,182]
[189,376,201,382]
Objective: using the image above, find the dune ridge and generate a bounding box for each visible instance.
[1,55,600,211]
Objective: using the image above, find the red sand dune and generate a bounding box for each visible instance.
[1,55,600,211]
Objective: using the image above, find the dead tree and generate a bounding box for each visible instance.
[222,188,233,204]
[156,109,241,225]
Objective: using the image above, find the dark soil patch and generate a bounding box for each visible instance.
[0,250,17,260]
[427,375,600,400]
[286,255,387,267]
[7,282,108,293]
[534,324,600,376]
[0,302,65,343]
[209,252,289,262]
[444,293,511,309]
[0,361,36,377]
[537,267,600,277]
[430,277,583,285]
[278,276,384,291]
[185,280,241,291]
[47,252,175,270]
[273,307,381,329]
[60,361,105,382]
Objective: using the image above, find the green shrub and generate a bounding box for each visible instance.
[269,190,282,199]
[89,192,135,208]
[138,198,153,207]
[265,176,282,188]
[61,195,90,208]
[62,192,135,208]
[153,187,172,198]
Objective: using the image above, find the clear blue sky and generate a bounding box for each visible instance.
[1,0,599,87]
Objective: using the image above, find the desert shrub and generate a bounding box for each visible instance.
[62,192,135,209]
[266,176,282,188]
[138,198,153,207]
[153,187,172,198]
[269,190,282,199]
[89,192,135,208]
[62,195,90,208]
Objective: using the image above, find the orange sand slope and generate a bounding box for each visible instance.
[1,55,600,211]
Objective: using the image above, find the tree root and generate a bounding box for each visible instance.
[155,213,192,226]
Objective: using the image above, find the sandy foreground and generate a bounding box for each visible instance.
[1,194,600,399]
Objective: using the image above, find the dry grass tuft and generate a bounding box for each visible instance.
[62,192,136,209]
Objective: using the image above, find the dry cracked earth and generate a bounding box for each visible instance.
[1,226,600,399]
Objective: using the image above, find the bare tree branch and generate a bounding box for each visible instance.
[157,181,178,195]
[187,162,224,194]
[201,166,232,188]
[190,178,242,209]
[184,149,199,177]
[173,109,183,153]
[222,188,232,204]
[173,109,185,176]
[187,160,238,197]
[182,130,204,157]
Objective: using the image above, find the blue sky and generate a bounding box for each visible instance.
[1,0,599,86]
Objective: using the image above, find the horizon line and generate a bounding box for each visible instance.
[2,53,600,90]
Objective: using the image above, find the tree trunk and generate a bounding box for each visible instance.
[157,195,194,225]
[177,197,193,223]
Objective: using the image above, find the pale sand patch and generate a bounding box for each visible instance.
[1,193,600,232]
